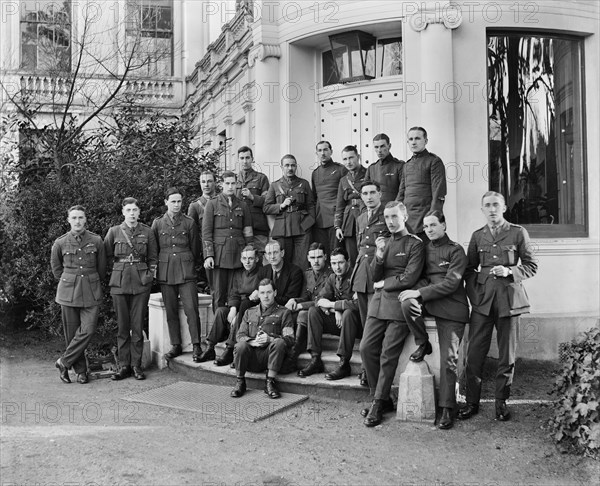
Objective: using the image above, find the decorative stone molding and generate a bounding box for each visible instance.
[409,2,462,31]
[248,43,282,67]
[241,99,253,113]
[223,115,233,126]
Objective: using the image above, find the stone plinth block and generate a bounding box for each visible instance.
[396,360,436,423]
[148,292,213,369]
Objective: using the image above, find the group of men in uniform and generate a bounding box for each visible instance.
[52,128,537,431]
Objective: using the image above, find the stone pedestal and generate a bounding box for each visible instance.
[148,292,213,369]
[396,361,436,423]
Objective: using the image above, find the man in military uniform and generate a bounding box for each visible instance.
[231,278,295,399]
[397,127,447,239]
[203,171,253,311]
[187,170,216,292]
[459,191,537,422]
[311,141,347,256]
[196,245,261,364]
[299,247,361,379]
[235,146,270,256]
[335,145,367,266]
[264,155,315,269]
[360,201,425,427]
[105,198,158,381]
[350,181,390,386]
[152,187,202,362]
[365,133,404,206]
[51,205,106,384]
[287,243,332,368]
[399,210,469,429]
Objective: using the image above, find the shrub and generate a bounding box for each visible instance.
[549,326,600,458]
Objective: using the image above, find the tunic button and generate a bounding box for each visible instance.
[365,245,369,249]
[493,244,497,247]
[173,254,176,256]
[493,255,498,259]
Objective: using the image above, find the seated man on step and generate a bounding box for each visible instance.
[298,247,361,380]
[231,279,295,399]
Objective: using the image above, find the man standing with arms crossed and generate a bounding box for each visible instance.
[459,191,537,422]
[152,187,202,362]
[52,205,106,384]
[312,141,347,256]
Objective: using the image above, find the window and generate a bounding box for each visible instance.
[20,0,71,72]
[487,33,586,237]
[126,0,173,77]
[322,36,402,87]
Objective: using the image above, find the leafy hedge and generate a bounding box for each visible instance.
[549,326,600,458]
[0,107,219,336]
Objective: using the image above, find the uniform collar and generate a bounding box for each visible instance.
[430,233,450,247]
[260,301,279,314]
[320,159,335,168]
[380,153,396,164]
[411,149,430,159]
[70,229,86,239]
[391,229,410,240]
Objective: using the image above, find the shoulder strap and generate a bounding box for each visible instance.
[119,227,139,255]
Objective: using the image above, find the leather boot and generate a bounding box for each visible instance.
[297,355,324,377]
[196,345,216,363]
[409,341,433,362]
[164,344,182,360]
[293,325,308,357]
[192,343,202,362]
[457,402,479,420]
[111,366,131,381]
[361,397,395,417]
[495,399,511,421]
[325,358,351,380]
[264,377,281,399]
[231,377,246,398]
[132,366,145,380]
[438,407,454,429]
[214,346,234,366]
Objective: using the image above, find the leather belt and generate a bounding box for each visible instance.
[115,256,146,263]
[286,205,305,213]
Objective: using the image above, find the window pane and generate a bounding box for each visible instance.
[322,50,340,87]
[379,38,402,77]
[487,33,586,235]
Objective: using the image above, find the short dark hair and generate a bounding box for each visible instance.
[67,205,86,216]
[222,170,237,180]
[341,145,359,156]
[241,244,257,255]
[258,278,275,290]
[122,197,139,208]
[237,146,253,158]
[308,242,327,255]
[481,191,505,204]
[281,154,296,164]
[316,140,332,150]
[164,187,183,199]
[373,133,390,144]
[330,247,348,261]
[361,180,381,192]
[424,209,445,224]
[408,126,428,139]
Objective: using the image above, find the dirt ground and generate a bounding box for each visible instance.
[1,331,598,486]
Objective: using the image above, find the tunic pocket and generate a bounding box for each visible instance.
[57,273,76,303]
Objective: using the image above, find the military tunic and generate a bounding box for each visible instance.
[296,268,333,311]
[397,149,446,234]
[335,166,367,265]
[360,231,424,400]
[365,154,405,205]
[104,222,158,368]
[307,267,361,359]
[236,169,270,236]
[264,176,315,268]
[234,302,295,375]
[51,229,107,374]
[312,160,347,229]
[152,212,201,346]
[464,220,537,403]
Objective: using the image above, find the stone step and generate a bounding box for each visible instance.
[167,352,371,402]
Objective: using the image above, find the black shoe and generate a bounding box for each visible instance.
[359,369,369,387]
[457,402,479,420]
[495,399,511,421]
[55,358,71,384]
[164,345,182,360]
[77,372,89,384]
[264,377,281,399]
[360,397,395,418]
[111,366,132,381]
[409,341,433,362]
[364,399,387,427]
[214,347,234,366]
[297,356,324,377]
[231,377,246,398]
[438,407,454,429]
[196,347,216,363]
[192,343,202,362]
[325,359,351,380]
[132,366,145,380]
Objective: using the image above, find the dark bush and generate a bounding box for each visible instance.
[549,326,600,458]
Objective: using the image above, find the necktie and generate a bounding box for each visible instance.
[492,226,498,238]
[368,210,373,220]
[273,271,279,287]
[228,197,233,208]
